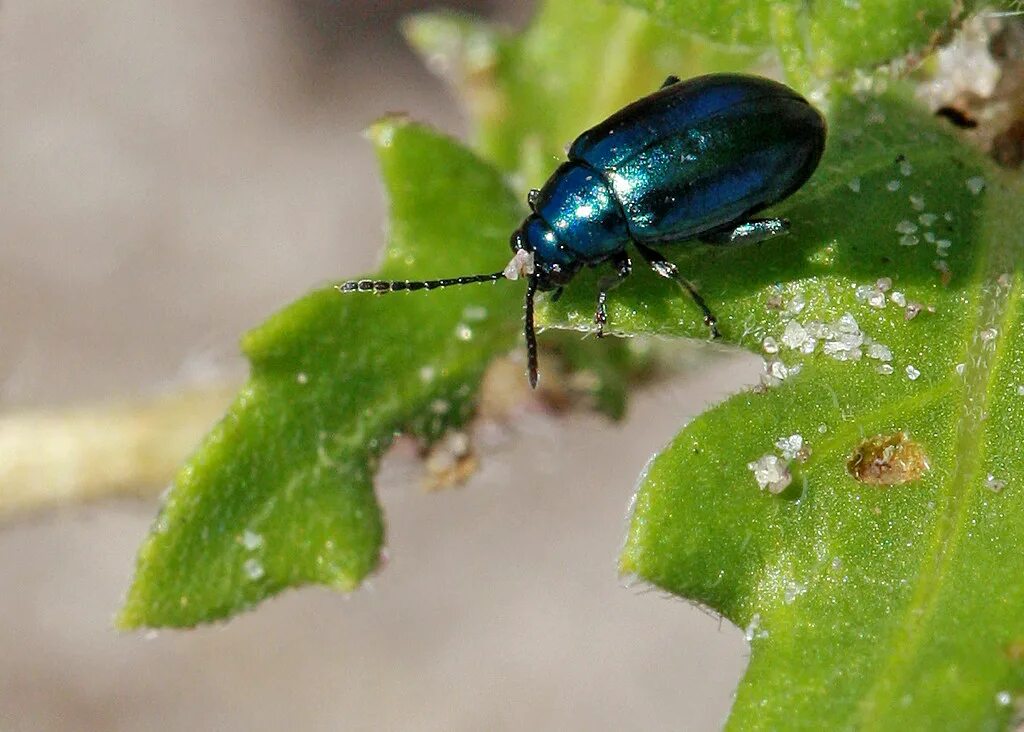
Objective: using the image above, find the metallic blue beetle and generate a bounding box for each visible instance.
[341,73,826,387]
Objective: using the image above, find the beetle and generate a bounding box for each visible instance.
[339,73,826,388]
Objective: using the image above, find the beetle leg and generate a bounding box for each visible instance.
[660,75,681,89]
[594,253,632,338]
[550,286,565,303]
[634,242,721,339]
[701,217,790,246]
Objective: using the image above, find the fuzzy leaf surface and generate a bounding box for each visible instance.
[620,0,981,79]
[551,86,1024,727]
[119,121,522,627]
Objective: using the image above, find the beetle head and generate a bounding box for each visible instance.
[510,215,580,292]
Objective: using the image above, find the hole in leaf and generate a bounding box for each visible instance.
[846,432,929,486]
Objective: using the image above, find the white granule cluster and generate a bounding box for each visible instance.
[763,303,894,375]
[781,320,814,353]
[747,454,792,494]
[794,313,892,364]
[758,358,801,388]
[774,434,805,461]
[853,278,933,322]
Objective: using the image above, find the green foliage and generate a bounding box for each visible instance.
[128,0,713,629]
[405,2,758,186]
[413,0,1024,724]
[122,0,1024,724]
[620,0,981,80]
[607,90,1024,727]
[119,121,522,627]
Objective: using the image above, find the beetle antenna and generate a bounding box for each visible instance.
[337,270,507,293]
[339,250,539,385]
[525,274,539,388]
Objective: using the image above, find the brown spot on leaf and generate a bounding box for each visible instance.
[1006,640,1024,662]
[847,432,929,486]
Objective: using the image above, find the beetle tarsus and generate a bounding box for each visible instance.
[594,295,608,338]
[701,217,790,246]
[706,315,722,340]
[593,253,632,338]
[635,242,720,339]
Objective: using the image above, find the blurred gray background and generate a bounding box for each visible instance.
[0,1,758,729]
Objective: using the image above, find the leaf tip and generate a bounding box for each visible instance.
[112,607,137,632]
[364,116,412,149]
[113,579,158,631]
[401,10,500,89]
[400,11,449,53]
[617,552,638,578]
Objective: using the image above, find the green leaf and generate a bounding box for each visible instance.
[118,121,523,627]
[405,0,759,188]
[591,86,1024,725]
[619,0,981,80]
[122,0,748,627]
[403,0,759,413]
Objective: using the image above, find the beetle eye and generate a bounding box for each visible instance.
[509,229,525,252]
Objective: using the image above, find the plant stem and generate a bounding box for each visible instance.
[0,386,236,519]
